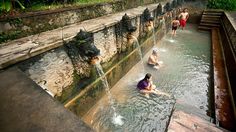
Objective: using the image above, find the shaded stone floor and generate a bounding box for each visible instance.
[0,68,92,132]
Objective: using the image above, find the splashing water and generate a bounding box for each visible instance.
[169,39,175,43]
[161,17,166,34]
[94,63,124,126]
[112,113,124,126]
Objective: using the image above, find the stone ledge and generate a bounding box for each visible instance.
[0,1,170,70]
[0,68,92,132]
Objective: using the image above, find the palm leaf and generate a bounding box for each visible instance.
[0,0,12,12]
[14,0,25,10]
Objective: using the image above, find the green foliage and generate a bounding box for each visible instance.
[1,0,113,12]
[0,0,12,12]
[207,0,236,11]
[0,0,25,12]
[0,30,21,44]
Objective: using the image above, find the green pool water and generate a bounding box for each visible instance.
[82,24,212,132]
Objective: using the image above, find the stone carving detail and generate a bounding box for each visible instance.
[177,0,184,6]
[142,8,154,32]
[121,13,137,33]
[172,0,177,8]
[65,30,100,77]
[19,48,74,97]
[73,29,100,60]
[164,2,172,12]
[115,14,138,52]
[143,8,154,23]
[156,3,163,16]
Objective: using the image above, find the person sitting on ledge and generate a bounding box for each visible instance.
[148,48,160,69]
[137,73,158,98]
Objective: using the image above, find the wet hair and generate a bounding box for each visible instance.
[144,73,152,80]
[183,8,188,12]
[175,16,179,20]
[152,48,158,55]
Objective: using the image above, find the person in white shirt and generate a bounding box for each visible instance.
[179,8,189,30]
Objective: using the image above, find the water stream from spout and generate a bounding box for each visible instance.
[94,62,124,126]
[152,25,157,46]
[131,35,145,73]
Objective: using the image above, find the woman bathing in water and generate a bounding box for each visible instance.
[137,73,158,98]
[148,48,162,69]
[137,73,170,98]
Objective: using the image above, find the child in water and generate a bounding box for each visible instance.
[148,48,160,69]
[171,17,180,36]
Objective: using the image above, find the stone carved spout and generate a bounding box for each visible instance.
[121,13,137,33]
[156,3,163,16]
[164,2,172,12]
[143,8,154,31]
[75,29,100,61]
[143,8,154,22]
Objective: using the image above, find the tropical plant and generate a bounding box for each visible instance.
[207,0,236,11]
[0,0,25,12]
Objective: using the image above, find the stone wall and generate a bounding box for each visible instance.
[0,0,164,44]
[7,0,182,117]
[220,12,236,119]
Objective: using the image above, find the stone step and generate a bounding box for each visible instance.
[175,102,213,122]
[203,12,223,16]
[202,14,221,18]
[199,23,221,27]
[200,19,221,24]
[198,25,212,31]
[201,17,220,21]
[168,110,229,132]
[168,102,229,132]
[204,9,224,13]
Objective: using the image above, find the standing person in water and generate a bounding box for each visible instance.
[179,8,189,30]
[137,73,158,98]
[148,48,160,69]
[171,17,180,36]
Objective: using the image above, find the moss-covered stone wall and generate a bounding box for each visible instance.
[0,0,164,44]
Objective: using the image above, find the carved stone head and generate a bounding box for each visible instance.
[74,29,100,59]
[121,13,137,33]
[177,0,183,6]
[156,3,163,16]
[164,2,172,12]
[143,8,154,22]
[172,0,177,8]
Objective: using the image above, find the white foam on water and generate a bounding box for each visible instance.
[169,39,175,43]
[112,114,124,126]
[159,48,167,52]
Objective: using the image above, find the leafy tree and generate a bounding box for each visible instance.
[207,0,236,10]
